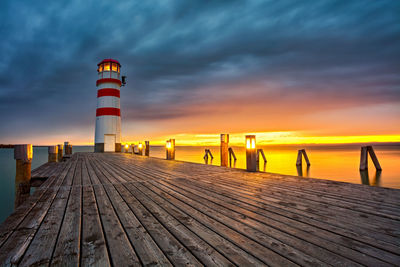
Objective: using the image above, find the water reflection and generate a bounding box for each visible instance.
[360,170,382,186]
[296,165,310,177]
[146,145,400,189]
[257,162,267,172]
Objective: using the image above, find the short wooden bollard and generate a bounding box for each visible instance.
[220,134,229,167]
[48,145,58,162]
[166,139,175,160]
[57,144,63,162]
[64,142,72,155]
[145,141,150,156]
[138,143,143,155]
[246,135,257,172]
[296,149,311,166]
[360,146,382,171]
[14,144,33,208]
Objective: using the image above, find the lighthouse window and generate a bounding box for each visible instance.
[112,63,118,72]
[98,64,103,72]
[104,63,111,71]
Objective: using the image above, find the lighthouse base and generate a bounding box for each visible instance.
[94,143,121,153]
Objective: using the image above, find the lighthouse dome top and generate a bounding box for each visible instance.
[98,58,121,66]
[97,58,121,73]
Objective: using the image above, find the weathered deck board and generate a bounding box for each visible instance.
[0,152,399,266]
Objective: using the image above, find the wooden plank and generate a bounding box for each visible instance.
[18,157,78,266]
[88,158,204,266]
[51,159,82,266]
[0,162,68,248]
[122,155,400,253]
[103,159,305,266]
[0,159,74,265]
[172,174,400,256]
[94,157,260,266]
[159,176,399,265]
[80,158,110,266]
[87,156,172,266]
[112,161,361,266]
[133,157,400,214]
[84,157,141,266]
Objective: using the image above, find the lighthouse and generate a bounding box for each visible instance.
[95,59,122,152]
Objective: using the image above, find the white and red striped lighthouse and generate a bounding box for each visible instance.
[95,59,122,152]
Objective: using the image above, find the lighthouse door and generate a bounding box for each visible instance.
[104,134,116,152]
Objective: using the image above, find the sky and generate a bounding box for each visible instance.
[0,0,399,145]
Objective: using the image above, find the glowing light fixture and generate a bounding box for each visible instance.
[245,135,257,172]
[166,139,175,160]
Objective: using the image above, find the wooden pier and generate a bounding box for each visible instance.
[0,153,399,266]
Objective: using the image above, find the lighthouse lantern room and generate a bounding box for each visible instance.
[95,59,122,152]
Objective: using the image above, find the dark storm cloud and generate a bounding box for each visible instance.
[0,0,399,140]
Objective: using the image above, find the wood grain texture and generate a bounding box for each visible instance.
[0,152,399,266]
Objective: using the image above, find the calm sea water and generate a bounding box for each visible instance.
[0,144,399,222]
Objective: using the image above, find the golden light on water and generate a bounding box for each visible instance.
[123,133,400,146]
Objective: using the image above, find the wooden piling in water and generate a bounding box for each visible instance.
[14,144,33,208]
[145,141,150,156]
[48,145,58,163]
[220,134,229,167]
[359,146,382,171]
[228,147,237,167]
[296,149,311,166]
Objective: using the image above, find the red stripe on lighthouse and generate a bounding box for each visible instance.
[96,78,122,86]
[97,88,120,98]
[96,107,120,117]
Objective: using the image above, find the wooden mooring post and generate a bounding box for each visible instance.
[228,147,237,167]
[245,135,257,172]
[256,149,267,171]
[57,144,63,162]
[48,145,58,163]
[64,142,72,155]
[220,134,229,167]
[166,139,175,160]
[145,141,150,156]
[14,144,33,208]
[360,146,382,171]
[296,149,311,166]
[203,149,214,164]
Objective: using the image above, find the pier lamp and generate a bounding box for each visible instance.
[166,140,171,159]
[246,135,257,172]
[166,139,175,160]
[138,143,143,155]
